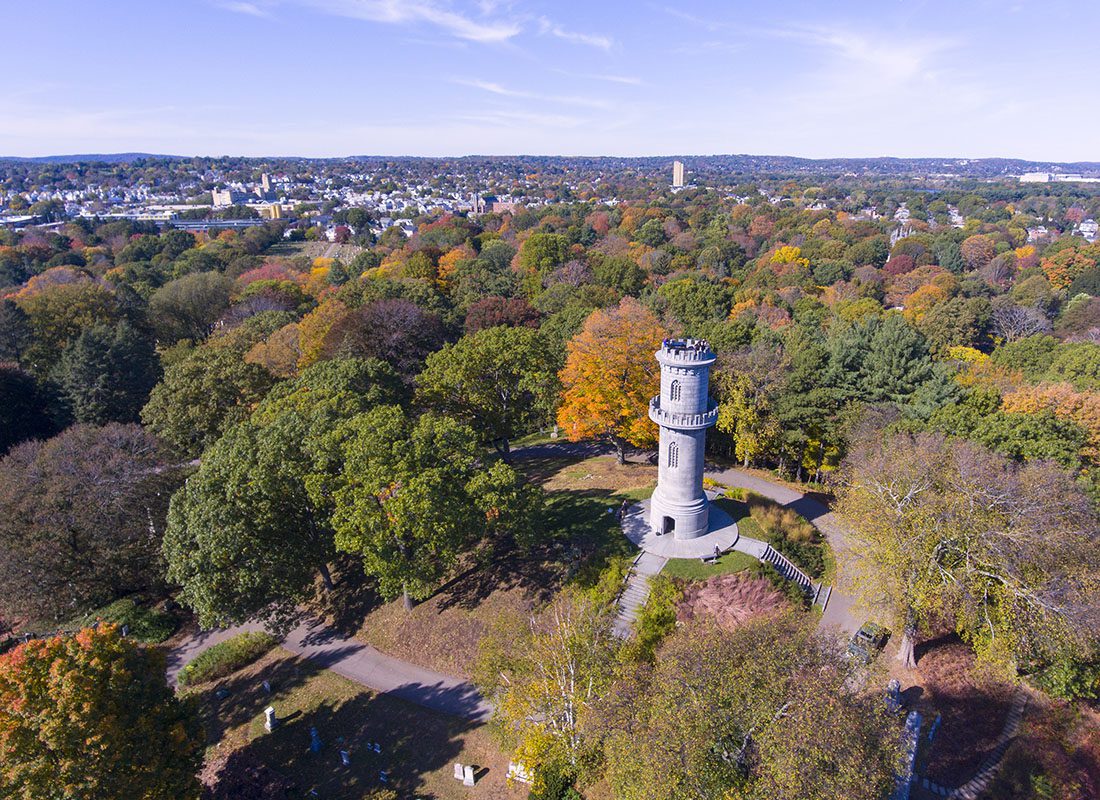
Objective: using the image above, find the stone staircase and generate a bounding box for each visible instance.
[612,551,668,638]
[916,688,1028,800]
[734,536,828,605]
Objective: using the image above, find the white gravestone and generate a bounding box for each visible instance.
[463,765,476,787]
[453,763,464,781]
[263,706,277,732]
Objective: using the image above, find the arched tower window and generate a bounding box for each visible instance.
[670,379,682,402]
[668,441,679,468]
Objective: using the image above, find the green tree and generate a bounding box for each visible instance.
[600,614,899,800]
[54,321,161,424]
[416,326,558,457]
[838,432,1099,670]
[476,594,616,788]
[0,625,203,800]
[1045,342,1100,391]
[330,406,537,607]
[592,255,646,296]
[163,359,404,629]
[0,365,54,455]
[141,346,276,457]
[16,283,120,374]
[148,271,233,344]
[917,295,992,354]
[715,345,787,468]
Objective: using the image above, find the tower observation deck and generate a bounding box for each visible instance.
[648,338,718,539]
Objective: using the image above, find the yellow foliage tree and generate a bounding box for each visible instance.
[770,245,810,268]
[902,284,948,323]
[437,244,476,285]
[296,298,350,368]
[557,298,666,463]
[245,322,302,378]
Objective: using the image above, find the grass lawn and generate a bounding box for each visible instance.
[356,455,656,676]
[662,550,759,581]
[266,241,366,261]
[187,648,522,800]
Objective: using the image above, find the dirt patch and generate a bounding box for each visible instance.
[526,454,655,496]
[357,584,535,679]
[676,573,790,631]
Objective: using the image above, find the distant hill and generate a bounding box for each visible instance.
[0,153,186,164]
[0,152,1097,178]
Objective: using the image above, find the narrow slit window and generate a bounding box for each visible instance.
[668,441,679,468]
[670,380,682,402]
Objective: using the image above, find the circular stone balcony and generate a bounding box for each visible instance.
[648,397,719,430]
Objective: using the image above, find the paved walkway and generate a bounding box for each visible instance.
[167,444,861,724]
[621,496,740,559]
[166,616,491,722]
[611,551,668,638]
[705,464,863,634]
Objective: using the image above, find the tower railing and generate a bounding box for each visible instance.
[658,338,715,363]
[648,398,719,428]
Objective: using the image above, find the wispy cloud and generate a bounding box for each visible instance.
[552,69,645,86]
[773,25,955,83]
[215,1,271,17]
[537,17,613,50]
[658,5,727,32]
[305,0,521,43]
[450,77,611,109]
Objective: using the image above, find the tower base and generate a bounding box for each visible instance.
[649,488,710,540]
[624,499,739,559]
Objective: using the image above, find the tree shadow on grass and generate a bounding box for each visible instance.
[192,652,326,747]
[206,679,476,800]
[431,487,636,612]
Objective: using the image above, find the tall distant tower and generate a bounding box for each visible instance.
[648,338,718,539]
[261,173,271,193]
[672,160,685,188]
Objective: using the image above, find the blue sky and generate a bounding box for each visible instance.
[3,0,1096,160]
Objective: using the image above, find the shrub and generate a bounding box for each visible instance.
[530,762,581,800]
[1032,654,1100,701]
[177,631,279,686]
[746,496,826,578]
[69,598,178,643]
[622,576,682,662]
[747,562,809,608]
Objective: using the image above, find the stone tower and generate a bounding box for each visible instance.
[648,338,718,539]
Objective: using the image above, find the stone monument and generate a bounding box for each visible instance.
[648,338,718,539]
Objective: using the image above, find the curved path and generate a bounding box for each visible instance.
[514,441,864,634]
[166,615,491,722]
[703,464,863,634]
[167,441,861,724]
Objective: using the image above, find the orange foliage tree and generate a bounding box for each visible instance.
[1002,382,1100,460]
[0,625,203,800]
[557,298,667,463]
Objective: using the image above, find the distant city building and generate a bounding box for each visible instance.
[491,201,518,214]
[1077,219,1098,242]
[261,173,271,193]
[211,188,243,207]
[672,160,685,188]
[1020,172,1100,184]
